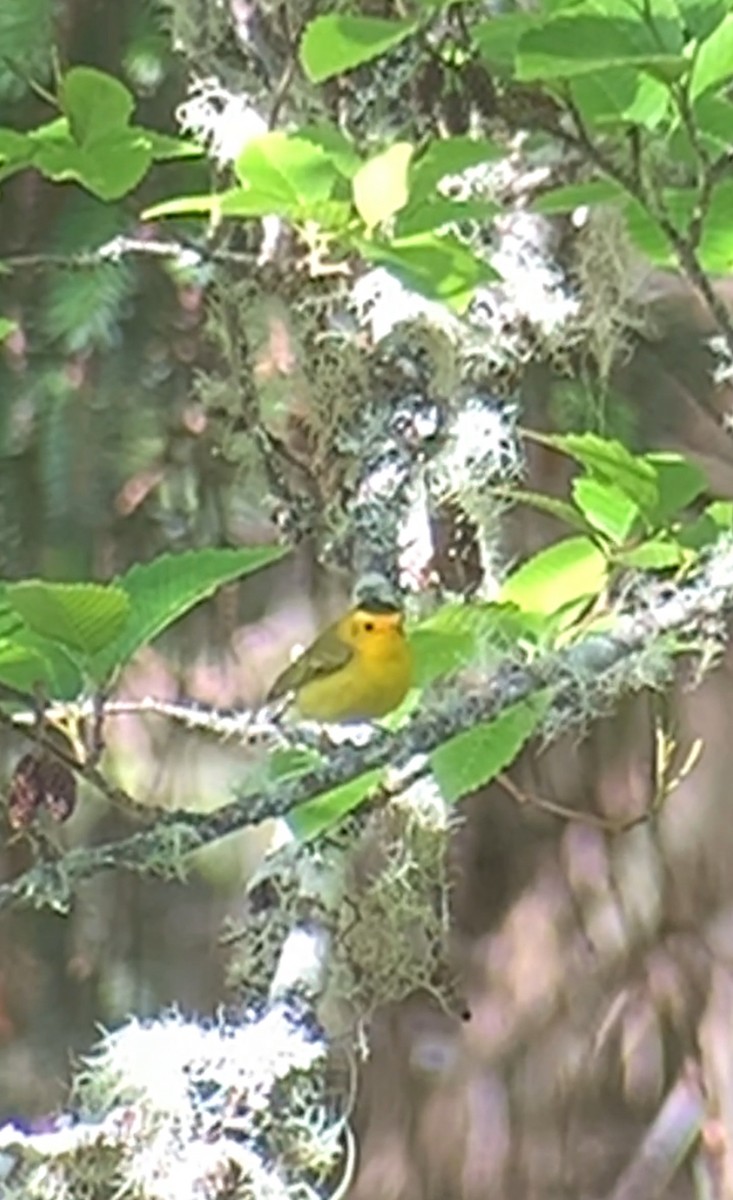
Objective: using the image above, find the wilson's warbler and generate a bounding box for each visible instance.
[268,606,413,721]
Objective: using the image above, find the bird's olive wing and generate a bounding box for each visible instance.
[267,620,353,699]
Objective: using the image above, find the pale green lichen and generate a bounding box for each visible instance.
[0,1006,346,1200]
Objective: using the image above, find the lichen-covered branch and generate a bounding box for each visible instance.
[3,542,733,914]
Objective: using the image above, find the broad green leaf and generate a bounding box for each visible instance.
[5,629,84,698]
[6,581,130,657]
[300,14,417,82]
[570,68,670,128]
[397,197,500,238]
[687,95,733,156]
[572,477,640,545]
[268,746,323,780]
[0,639,54,695]
[61,67,134,146]
[353,142,414,231]
[288,768,384,840]
[235,133,339,213]
[34,127,152,200]
[677,0,729,40]
[298,123,361,177]
[532,179,624,214]
[618,539,691,569]
[531,431,659,516]
[690,12,733,100]
[475,13,539,75]
[499,536,609,615]
[677,501,733,552]
[27,117,70,146]
[623,186,697,267]
[410,628,477,687]
[144,131,203,161]
[93,545,288,677]
[623,198,677,266]
[431,692,550,804]
[362,231,498,312]
[0,128,32,162]
[644,452,707,521]
[416,599,541,655]
[707,499,733,528]
[409,136,504,203]
[0,317,17,342]
[411,601,542,687]
[517,14,686,80]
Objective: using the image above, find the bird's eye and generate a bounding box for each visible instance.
[363,620,375,633]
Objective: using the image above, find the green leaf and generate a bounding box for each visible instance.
[6,581,130,658]
[61,67,134,146]
[300,14,417,82]
[235,133,339,216]
[33,125,152,200]
[0,128,33,162]
[531,432,660,516]
[690,12,733,100]
[517,13,686,79]
[677,0,729,40]
[353,142,414,231]
[409,136,504,203]
[288,768,384,840]
[618,538,691,569]
[411,600,543,688]
[706,499,733,528]
[93,546,288,677]
[431,692,550,804]
[7,630,83,697]
[569,68,670,128]
[475,13,539,75]
[362,231,497,312]
[298,123,362,177]
[499,536,609,615]
[572,477,640,544]
[268,746,323,780]
[622,197,677,266]
[687,95,733,155]
[409,628,477,687]
[0,317,17,342]
[144,131,203,161]
[698,180,733,272]
[397,197,500,237]
[532,178,624,213]
[0,639,54,695]
[674,500,732,553]
[644,452,707,521]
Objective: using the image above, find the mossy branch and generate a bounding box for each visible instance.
[3,543,733,914]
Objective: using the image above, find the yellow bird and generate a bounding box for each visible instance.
[267,606,413,722]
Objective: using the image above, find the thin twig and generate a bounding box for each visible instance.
[0,235,259,273]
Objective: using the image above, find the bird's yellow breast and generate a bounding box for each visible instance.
[295,623,412,721]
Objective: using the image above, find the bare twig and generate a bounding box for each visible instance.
[0,235,259,274]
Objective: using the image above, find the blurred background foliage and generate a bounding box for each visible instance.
[6,3,733,1198]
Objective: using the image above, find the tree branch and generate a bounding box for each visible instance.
[3,543,733,913]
